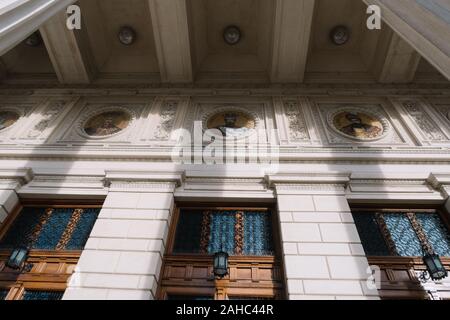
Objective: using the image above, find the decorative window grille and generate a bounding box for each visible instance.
[22,290,64,301]
[0,207,100,251]
[353,211,450,257]
[173,209,274,256]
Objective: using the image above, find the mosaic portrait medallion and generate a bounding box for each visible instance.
[332,111,385,140]
[0,111,20,131]
[207,111,256,137]
[83,111,131,137]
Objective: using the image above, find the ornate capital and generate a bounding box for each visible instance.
[105,170,185,192]
[0,168,34,190]
[427,173,450,198]
[266,172,350,195]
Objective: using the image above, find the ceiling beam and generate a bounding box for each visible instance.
[39,10,96,84]
[0,0,76,56]
[363,0,450,80]
[270,0,315,83]
[373,29,421,83]
[148,0,193,83]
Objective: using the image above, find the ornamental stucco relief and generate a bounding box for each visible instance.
[402,101,448,142]
[153,100,179,140]
[27,100,67,139]
[283,100,309,141]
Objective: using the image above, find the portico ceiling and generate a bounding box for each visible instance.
[0,0,447,85]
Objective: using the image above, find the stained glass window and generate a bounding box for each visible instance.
[384,214,422,256]
[173,209,274,256]
[22,290,64,300]
[416,213,450,256]
[353,211,450,257]
[0,207,100,251]
[208,211,236,254]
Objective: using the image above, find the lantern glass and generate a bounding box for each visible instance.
[213,251,229,278]
[423,253,448,281]
[6,247,29,270]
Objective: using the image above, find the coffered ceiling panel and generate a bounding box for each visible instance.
[189,0,274,80]
[80,0,159,76]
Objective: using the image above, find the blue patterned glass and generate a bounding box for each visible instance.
[416,213,450,257]
[33,208,73,250]
[208,211,236,255]
[243,212,273,256]
[352,213,391,256]
[384,214,422,256]
[0,207,99,251]
[0,207,46,249]
[0,289,8,300]
[66,208,100,250]
[22,290,64,300]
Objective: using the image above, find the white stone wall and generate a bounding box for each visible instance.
[272,175,379,300]
[63,180,176,300]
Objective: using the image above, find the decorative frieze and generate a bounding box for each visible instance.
[153,100,179,140]
[283,100,309,141]
[26,100,67,139]
[402,100,448,142]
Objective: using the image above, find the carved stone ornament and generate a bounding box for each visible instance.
[76,106,134,140]
[327,107,390,141]
[153,101,179,140]
[28,101,66,138]
[403,101,447,141]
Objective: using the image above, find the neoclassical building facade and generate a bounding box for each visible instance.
[0,0,449,300]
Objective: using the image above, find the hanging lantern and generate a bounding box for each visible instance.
[213,251,229,278]
[6,247,29,270]
[423,253,448,281]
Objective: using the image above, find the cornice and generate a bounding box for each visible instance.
[0,83,449,97]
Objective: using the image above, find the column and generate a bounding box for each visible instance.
[0,169,33,228]
[268,173,380,300]
[63,171,183,300]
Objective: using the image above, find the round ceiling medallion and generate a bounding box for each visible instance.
[332,110,385,140]
[83,111,131,137]
[118,26,137,46]
[207,111,255,137]
[223,25,242,45]
[330,25,350,46]
[0,111,20,131]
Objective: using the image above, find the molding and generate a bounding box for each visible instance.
[427,173,450,198]
[267,172,351,186]
[0,168,34,189]
[17,173,107,198]
[105,170,185,188]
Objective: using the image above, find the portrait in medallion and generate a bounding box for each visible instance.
[83,111,131,137]
[0,111,20,131]
[207,111,255,137]
[333,111,384,140]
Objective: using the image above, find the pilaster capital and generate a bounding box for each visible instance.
[105,170,185,193]
[266,172,350,195]
[0,168,34,190]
